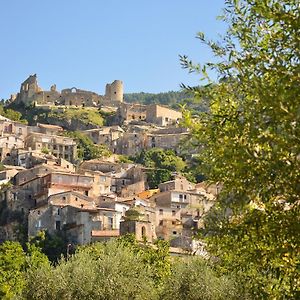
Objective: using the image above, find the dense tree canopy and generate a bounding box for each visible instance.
[0,237,245,299]
[64,131,112,161]
[0,105,27,124]
[181,0,300,298]
[134,148,186,188]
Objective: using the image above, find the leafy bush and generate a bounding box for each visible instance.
[161,258,242,300]
[64,131,112,160]
[134,148,186,188]
[25,240,159,300]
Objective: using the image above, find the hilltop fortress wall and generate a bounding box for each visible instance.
[13,74,123,107]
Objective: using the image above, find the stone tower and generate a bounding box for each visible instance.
[16,74,42,105]
[105,80,123,102]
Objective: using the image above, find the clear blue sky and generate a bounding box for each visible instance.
[0,0,227,99]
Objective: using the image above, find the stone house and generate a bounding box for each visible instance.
[158,176,195,193]
[79,160,147,197]
[0,168,22,186]
[79,159,124,174]
[33,123,64,136]
[14,163,73,186]
[5,148,74,170]
[120,207,155,242]
[110,165,147,196]
[149,190,214,211]
[24,132,77,162]
[77,169,112,196]
[146,104,182,126]
[155,206,183,240]
[28,191,120,244]
[115,132,147,156]
[0,185,35,217]
[0,135,24,161]
[0,119,28,138]
[17,172,95,209]
[97,199,131,229]
[146,127,189,153]
[116,103,147,124]
[81,126,124,151]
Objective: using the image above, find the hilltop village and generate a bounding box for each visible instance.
[0,74,217,254]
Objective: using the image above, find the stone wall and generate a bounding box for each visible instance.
[14,74,123,107]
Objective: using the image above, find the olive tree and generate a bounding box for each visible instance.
[181,0,300,298]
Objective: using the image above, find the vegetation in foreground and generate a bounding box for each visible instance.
[0,236,248,300]
[181,0,300,298]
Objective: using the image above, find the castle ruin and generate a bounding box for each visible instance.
[13,74,123,107]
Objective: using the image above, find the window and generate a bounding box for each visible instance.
[172,210,176,216]
[36,220,42,228]
[179,194,183,200]
[159,209,163,215]
[173,231,177,235]
[85,191,88,196]
[108,217,113,230]
[184,195,187,200]
[57,208,60,215]
[141,226,146,238]
[55,221,61,230]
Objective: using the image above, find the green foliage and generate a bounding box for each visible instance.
[64,131,112,160]
[98,109,116,126]
[0,241,49,299]
[117,154,133,163]
[124,90,211,112]
[48,107,104,127]
[0,237,244,299]
[0,241,26,299]
[41,147,49,154]
[161,257,242,300]
[0,162,6,171]
[0,105,27,124]
[29,231,67,263]
[25,240,159,300]
[134,148,186,188]
[124,91,189,107]
[116,235,172,287]
[182,155,206,183]
[123,208,142,221]
[182,0,300,298]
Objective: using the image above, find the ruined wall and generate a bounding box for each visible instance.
[14,75,123,107]
[61,88,101,106]
[16,74,41,105]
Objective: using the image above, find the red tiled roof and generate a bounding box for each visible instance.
[91,230,120,237]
